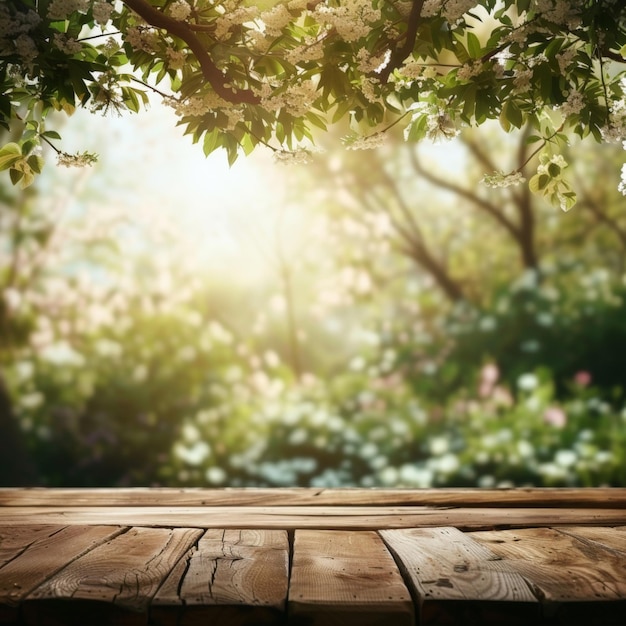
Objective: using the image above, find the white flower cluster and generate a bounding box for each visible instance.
[273,148,315,165]
[532,0,582,30]
[512,67,533,93]
[248,30,273,53]
[125,26,161,54]
[456,60,483,82]
[618,164,626,196]
[356,48,390,73]
[559,89,585,118]
[360,76,382,103]
[57,151,98,167]
[93,1,114,26]
[53,33,83,55]
[15,34,38,64]
[224,108,244,131]
[315,0,381,42]
[0,5,40,38]
[168,0,192,21]
[165,91,230,117]
[166,47,186,70]
[284,36,325,63]
[601,95,626,144]
[425,110,459,141]
[214,6,259,41]
[481,170,526,188]
[47,0,89,20]
[556,46,577,73]
[345,133,385,150]
[397,58,424,80]
[260,4,292,37]
[261,80,317,118]
[0,4,41,65]
[422,0,478,25]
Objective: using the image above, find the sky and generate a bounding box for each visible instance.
[52,101,293,274]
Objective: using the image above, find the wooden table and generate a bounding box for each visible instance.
[1,488,626,625]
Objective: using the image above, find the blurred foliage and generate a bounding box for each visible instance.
[2,118,626,487]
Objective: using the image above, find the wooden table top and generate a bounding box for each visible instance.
[1,488,626,625]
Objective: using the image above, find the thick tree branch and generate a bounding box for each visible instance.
[121,0,260,104]
[379,0,425,82]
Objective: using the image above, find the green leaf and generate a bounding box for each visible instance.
[41,130,62,140]
[467,32,481,59]
[27,154,44,174]
[203,130,221,157]
[529,173,549,193]
[0,143,22,170]
[502,100,523,129]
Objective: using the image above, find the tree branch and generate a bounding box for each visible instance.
[121,0,260,104]
[407,147,522,243]
[379,0,425,82]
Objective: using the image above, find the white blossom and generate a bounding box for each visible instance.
[559,89,585,117]
[618,163,626,195]
[93,1,114,26]
[315,0,381,42]
[345,133,385,150]
[457,60,483,82]
[260,4,292,36]
[556,46,577,73]
[47,0,89,20]
[53,33,83,55]
[57,151,98,167]
[166,47,186,70]
[168,0,192,21]
[482,170,526,188]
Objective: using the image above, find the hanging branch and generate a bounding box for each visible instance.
[122,0,260,104]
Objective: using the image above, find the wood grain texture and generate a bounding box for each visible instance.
[381,527,538,625]
[22,526,202,625]
[1,487,625,507]
[289,530,414,626]
[470,527,626,602]
[0,525,63,568]
[1,506,626,530]
[0,525,124,604]
[151,529,288,626]
[556,525,626,554]
[0,525,123,625]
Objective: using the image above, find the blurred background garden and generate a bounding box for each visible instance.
[2,106,626,489]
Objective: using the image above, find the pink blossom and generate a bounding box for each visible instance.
[543,407,567,428]
[574,370,592,387]
[479,363,499,397]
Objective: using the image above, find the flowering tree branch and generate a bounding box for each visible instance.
[379,0,425,83]
[121,0,260,105]
[1,0,626,206]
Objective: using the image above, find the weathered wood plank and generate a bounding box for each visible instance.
[1,488,625,508]
[22,526,202,626]
[381,527,538,625]
[471,527,626,625]
[2,506,626,530]
[151,529,288,626]
[0,526,63,568]
[556,526,626,554]
[0,525,123,624]
[288,530,414,626]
